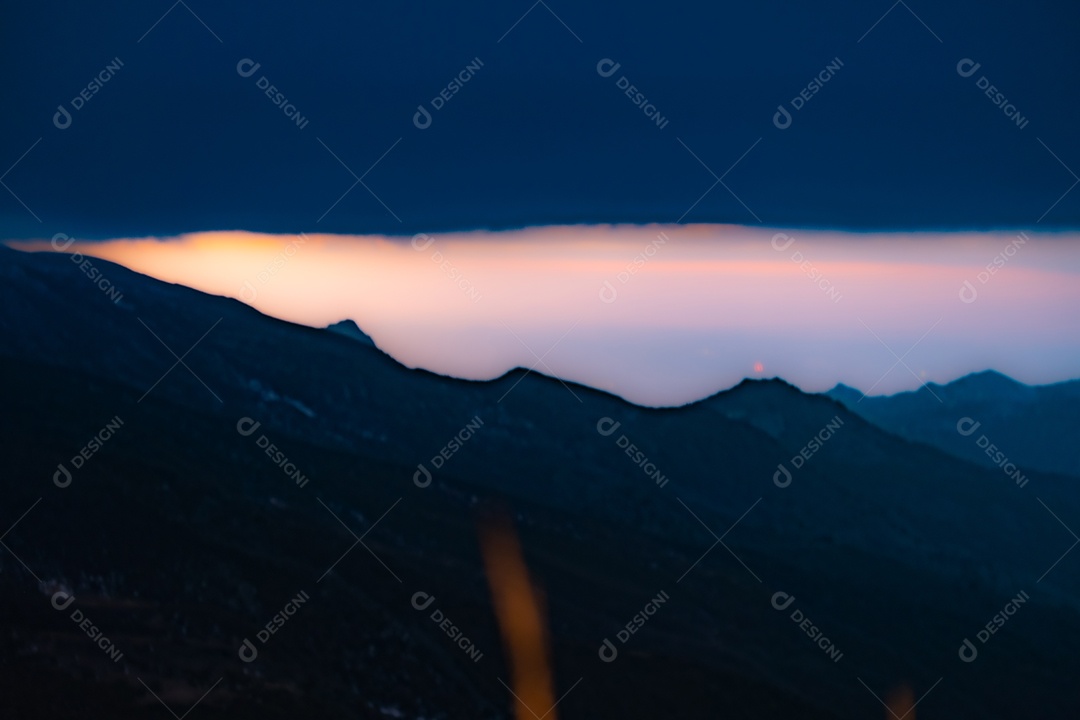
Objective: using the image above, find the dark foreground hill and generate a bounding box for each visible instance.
[1,244,1079,719]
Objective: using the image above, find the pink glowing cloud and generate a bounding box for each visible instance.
[10,225,1080,406]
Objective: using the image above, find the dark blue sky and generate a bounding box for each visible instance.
[2,1,1078,239]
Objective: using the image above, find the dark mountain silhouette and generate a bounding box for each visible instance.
[827,371,1080,478]
[2,243,1079,718]
[325,319,377,347]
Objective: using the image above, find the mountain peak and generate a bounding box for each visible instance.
[728,375,802,394]
[824,383,864,407]
[325,319,376,347]
[955,369,1023,387]
[944,369,1033,403]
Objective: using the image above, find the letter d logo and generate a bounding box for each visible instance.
[53,105,72,130]
[53,463,72,488]
[236,417,261,437]
[596,417,621,437]
[596,58,621,78]
[599,280,617,304]
[956,417,981,437]
[773,463,792,488]
[239,638,258,662]
[239,280,258,303]
[51,591,76,611]
[959,280,978,304]
[51,233,75,251]
[598,637,618,662]
[956,58,981,78]
[236,58,261,78]
[411,591,435,611]
[413,464,432,488]
[411,233,434,251]
[773,104,792,130]
[771,591,796,611]
[958,637,978,662]
[413,105,432,130]
[771,233,795,251]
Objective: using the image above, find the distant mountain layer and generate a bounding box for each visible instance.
[827,372,1080,478]
[2,243,1080,718]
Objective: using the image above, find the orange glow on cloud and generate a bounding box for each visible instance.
[9,224,1080,406]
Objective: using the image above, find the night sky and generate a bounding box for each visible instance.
[3,0,1079,240]
[5,8,1080,715]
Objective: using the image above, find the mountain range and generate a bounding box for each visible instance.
[2,243,1078,718]
[828,373,1080,478]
